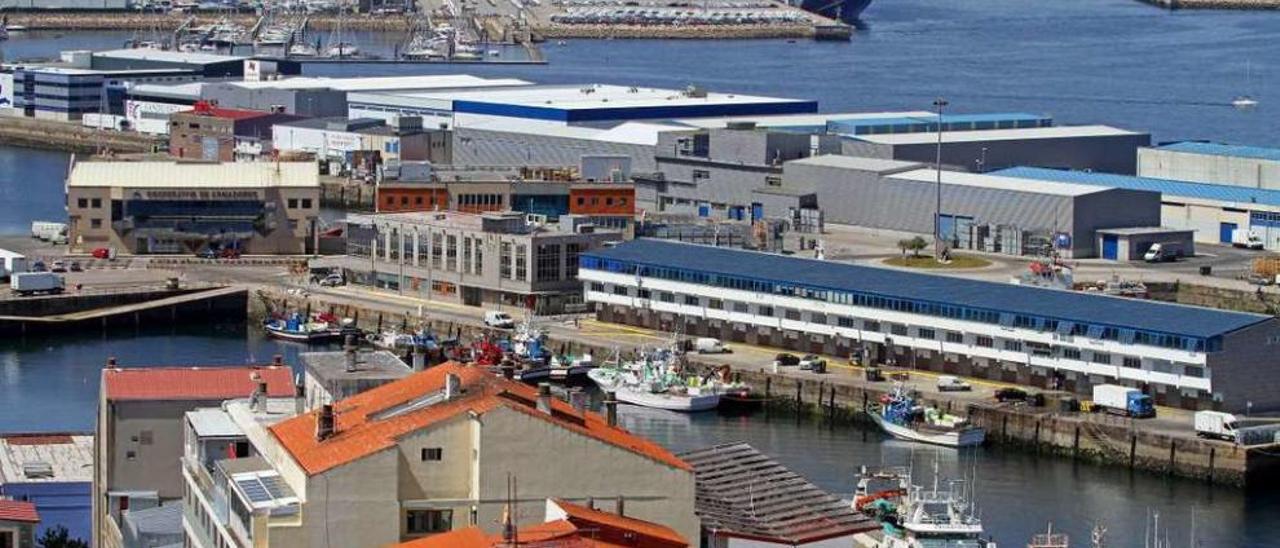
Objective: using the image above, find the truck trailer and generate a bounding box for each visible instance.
[1091,384,1155,418]
[10,272,65,296]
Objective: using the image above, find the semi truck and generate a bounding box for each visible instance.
[1194,410,1239,442]
[1091,384,1155,418]
[10,272,65,296]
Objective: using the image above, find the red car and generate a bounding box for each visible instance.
[91,248,112,259]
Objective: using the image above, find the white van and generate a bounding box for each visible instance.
[694,337,729,354]
[484,310,515,329]
[1194,410,1239,442]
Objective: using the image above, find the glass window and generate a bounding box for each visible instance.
[288,198,298,208]
[420,447,442,461]
[918,328,936,340]
[515,244,527,281]
[77,198,88,208]
[1122,356,1141,369]
[1091,352,1111,365]
[863,320,881,332]
[708,298,723,310]
[301,198,312,209]
[837,316,855,328]
[500,242,512,279]
[590,282,604,292]
[1062,348,1081,360]
[733,302,749,313]
[945,331,963,344]
[1184,365,1204,378]
[759,306,774,317]
[659,292,675,303]
[535,244,560,282]
[90,218,102,229]
[637,289,651,299]
[890,324,908,336]
[811,312,827,325]
[1003,340,1022,352]
[406,509,452,535]
[976,336,994,348]
[784,309,801,321]
[566,244,582,278]
[432,232,443,269]
[684,295,699,306]
[612,285,628,296]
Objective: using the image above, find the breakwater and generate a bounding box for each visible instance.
[1139,0,1280,8]
[0,117,163,155]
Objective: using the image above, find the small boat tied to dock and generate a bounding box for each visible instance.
[869,384,986,448]
[263,311,358,343]
[875,466,996,548]
[586,342,750,412]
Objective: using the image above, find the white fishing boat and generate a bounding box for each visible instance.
[870,385,985,448]
[588,367,721,412]
[287,40,319,57]
[367,329,418,350]
[324,42,360,58]
[1232,61,1259,110]
[878,466,995,548]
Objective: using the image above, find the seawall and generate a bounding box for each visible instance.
[0,117,164,155]
[0,286,247,335]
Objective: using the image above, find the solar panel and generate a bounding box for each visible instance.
[237,478,272,503]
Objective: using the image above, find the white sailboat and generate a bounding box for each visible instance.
[1232,61,1259,109]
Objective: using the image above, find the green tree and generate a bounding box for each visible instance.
[37,525,89,548]
[898,236,928,258]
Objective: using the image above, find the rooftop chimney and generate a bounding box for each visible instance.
[616,495,625,517]
[249,371,268,413]
[106,357,117,367]
[273,354,284,366]
[605,391,618,427]
[344,335,357,373]
[316,404,335,441]
[536,383,553,415]
[444,373,461,400]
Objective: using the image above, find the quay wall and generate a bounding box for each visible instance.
[0,117,163,155]
[1139,0,1280,9]
[0,286,246,335]
[536,23,817,39]
[255,286,1279,487]
[0,287,205,317]
[1148,281,1280,315]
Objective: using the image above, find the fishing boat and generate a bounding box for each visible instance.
[869,385,986,448]
[587,366,721,412]
[1027,523,1068,548]
[287,40,319,57]
[878,467,995,548]
[263,312,346,343]
[852,465,910,516]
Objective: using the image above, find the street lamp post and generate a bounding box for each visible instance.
[933,98,948,261]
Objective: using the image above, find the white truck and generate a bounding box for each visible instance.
[30,221,68,243]
[11,272,65,296]
[1143,242,1185,263]
[1091,384,1155,418]
[1194,410,1239,442]
[1232,230,1265,250]
[0,249,28,281]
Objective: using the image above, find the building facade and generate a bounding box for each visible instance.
[179,363,698,548]
[581,239,1280,412]
[93,364,295,548]
[781,156,1162,258]
[1138,141,1280,190]
[66,161,320,255]
[340,211,620,314]
[169,103,301,162]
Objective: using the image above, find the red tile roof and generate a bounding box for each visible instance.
[392,519,638,548]
[1,433,76,445]
[103,366,295,401]
[551,499,688,547]
[180,106,275,121]
[0,500,39,523]
[270,362,690,476]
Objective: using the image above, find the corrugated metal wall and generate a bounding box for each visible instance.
[452,128,657,171]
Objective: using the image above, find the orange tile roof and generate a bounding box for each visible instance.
[270,362,690,476]
[552,499,688,547]
[390,520,597,548]
[0,500,39,523]
[103,366,295,401]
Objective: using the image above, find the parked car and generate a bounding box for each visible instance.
[318,273,345,287]
[197,248,219,260]
[484,310,516,329]
[49,260,67,273]
[91,247,113,260]
[774,353,800,367]
[994,387,1028,402]
[798,354,825,371]
[69,261,83,272]
[936,375,972,392]
[30,261,46,272]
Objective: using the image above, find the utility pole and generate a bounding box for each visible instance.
[933,97,948,261]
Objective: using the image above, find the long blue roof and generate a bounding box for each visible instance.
[584,239,1269,339]
[994,166,1280,208]
[1158,141,1280,163]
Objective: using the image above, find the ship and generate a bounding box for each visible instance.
[797,0,874,25]
[869,384,986,448]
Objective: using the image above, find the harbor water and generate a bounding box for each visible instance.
[0,323,1274,545]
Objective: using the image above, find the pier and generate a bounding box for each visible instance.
[0,286,247,335]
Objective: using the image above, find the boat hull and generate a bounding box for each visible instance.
[869,411,986,448]
[798,0,873,24]
[587,370,720,412]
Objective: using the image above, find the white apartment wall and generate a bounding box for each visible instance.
[582,270,1214,393]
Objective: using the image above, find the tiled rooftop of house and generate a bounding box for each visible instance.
[269,362,689,475]
[0,500,40,523]
[102,365,295,401]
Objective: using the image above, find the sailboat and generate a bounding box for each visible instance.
[323,9,361,59]
[1232,61,1259,109]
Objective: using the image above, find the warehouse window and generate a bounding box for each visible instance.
[1003,340,1022,352]
[837,316,855,328]
[918,328,936,340]
[975,336,993,348]
[684,295,699,306]
[590,282,604,292]
[810,312,827,325]
[759,306,774,317]
[890,324,908,336]
[1062,348,1081,360]
[1091,352,1111,365]
[785,309,801,321]
[708,298,724,310]
[945,331,963,344]
[1122,356,1141,369]
[863,320,880,332]
[612,285,628,296]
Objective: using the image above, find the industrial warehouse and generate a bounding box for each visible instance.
[581,239,1280,412]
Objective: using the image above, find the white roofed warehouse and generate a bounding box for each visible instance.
[780,156,1162,258]
[65,161,320,256]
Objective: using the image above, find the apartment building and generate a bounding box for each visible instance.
[581,239,1280,412]
[93,362,295,548]
[179,363,698,548]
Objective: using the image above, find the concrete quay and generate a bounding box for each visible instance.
[0,117,163,155]
[2,12,415,31]
[0,286,247,335]
[248,280,1278,488]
